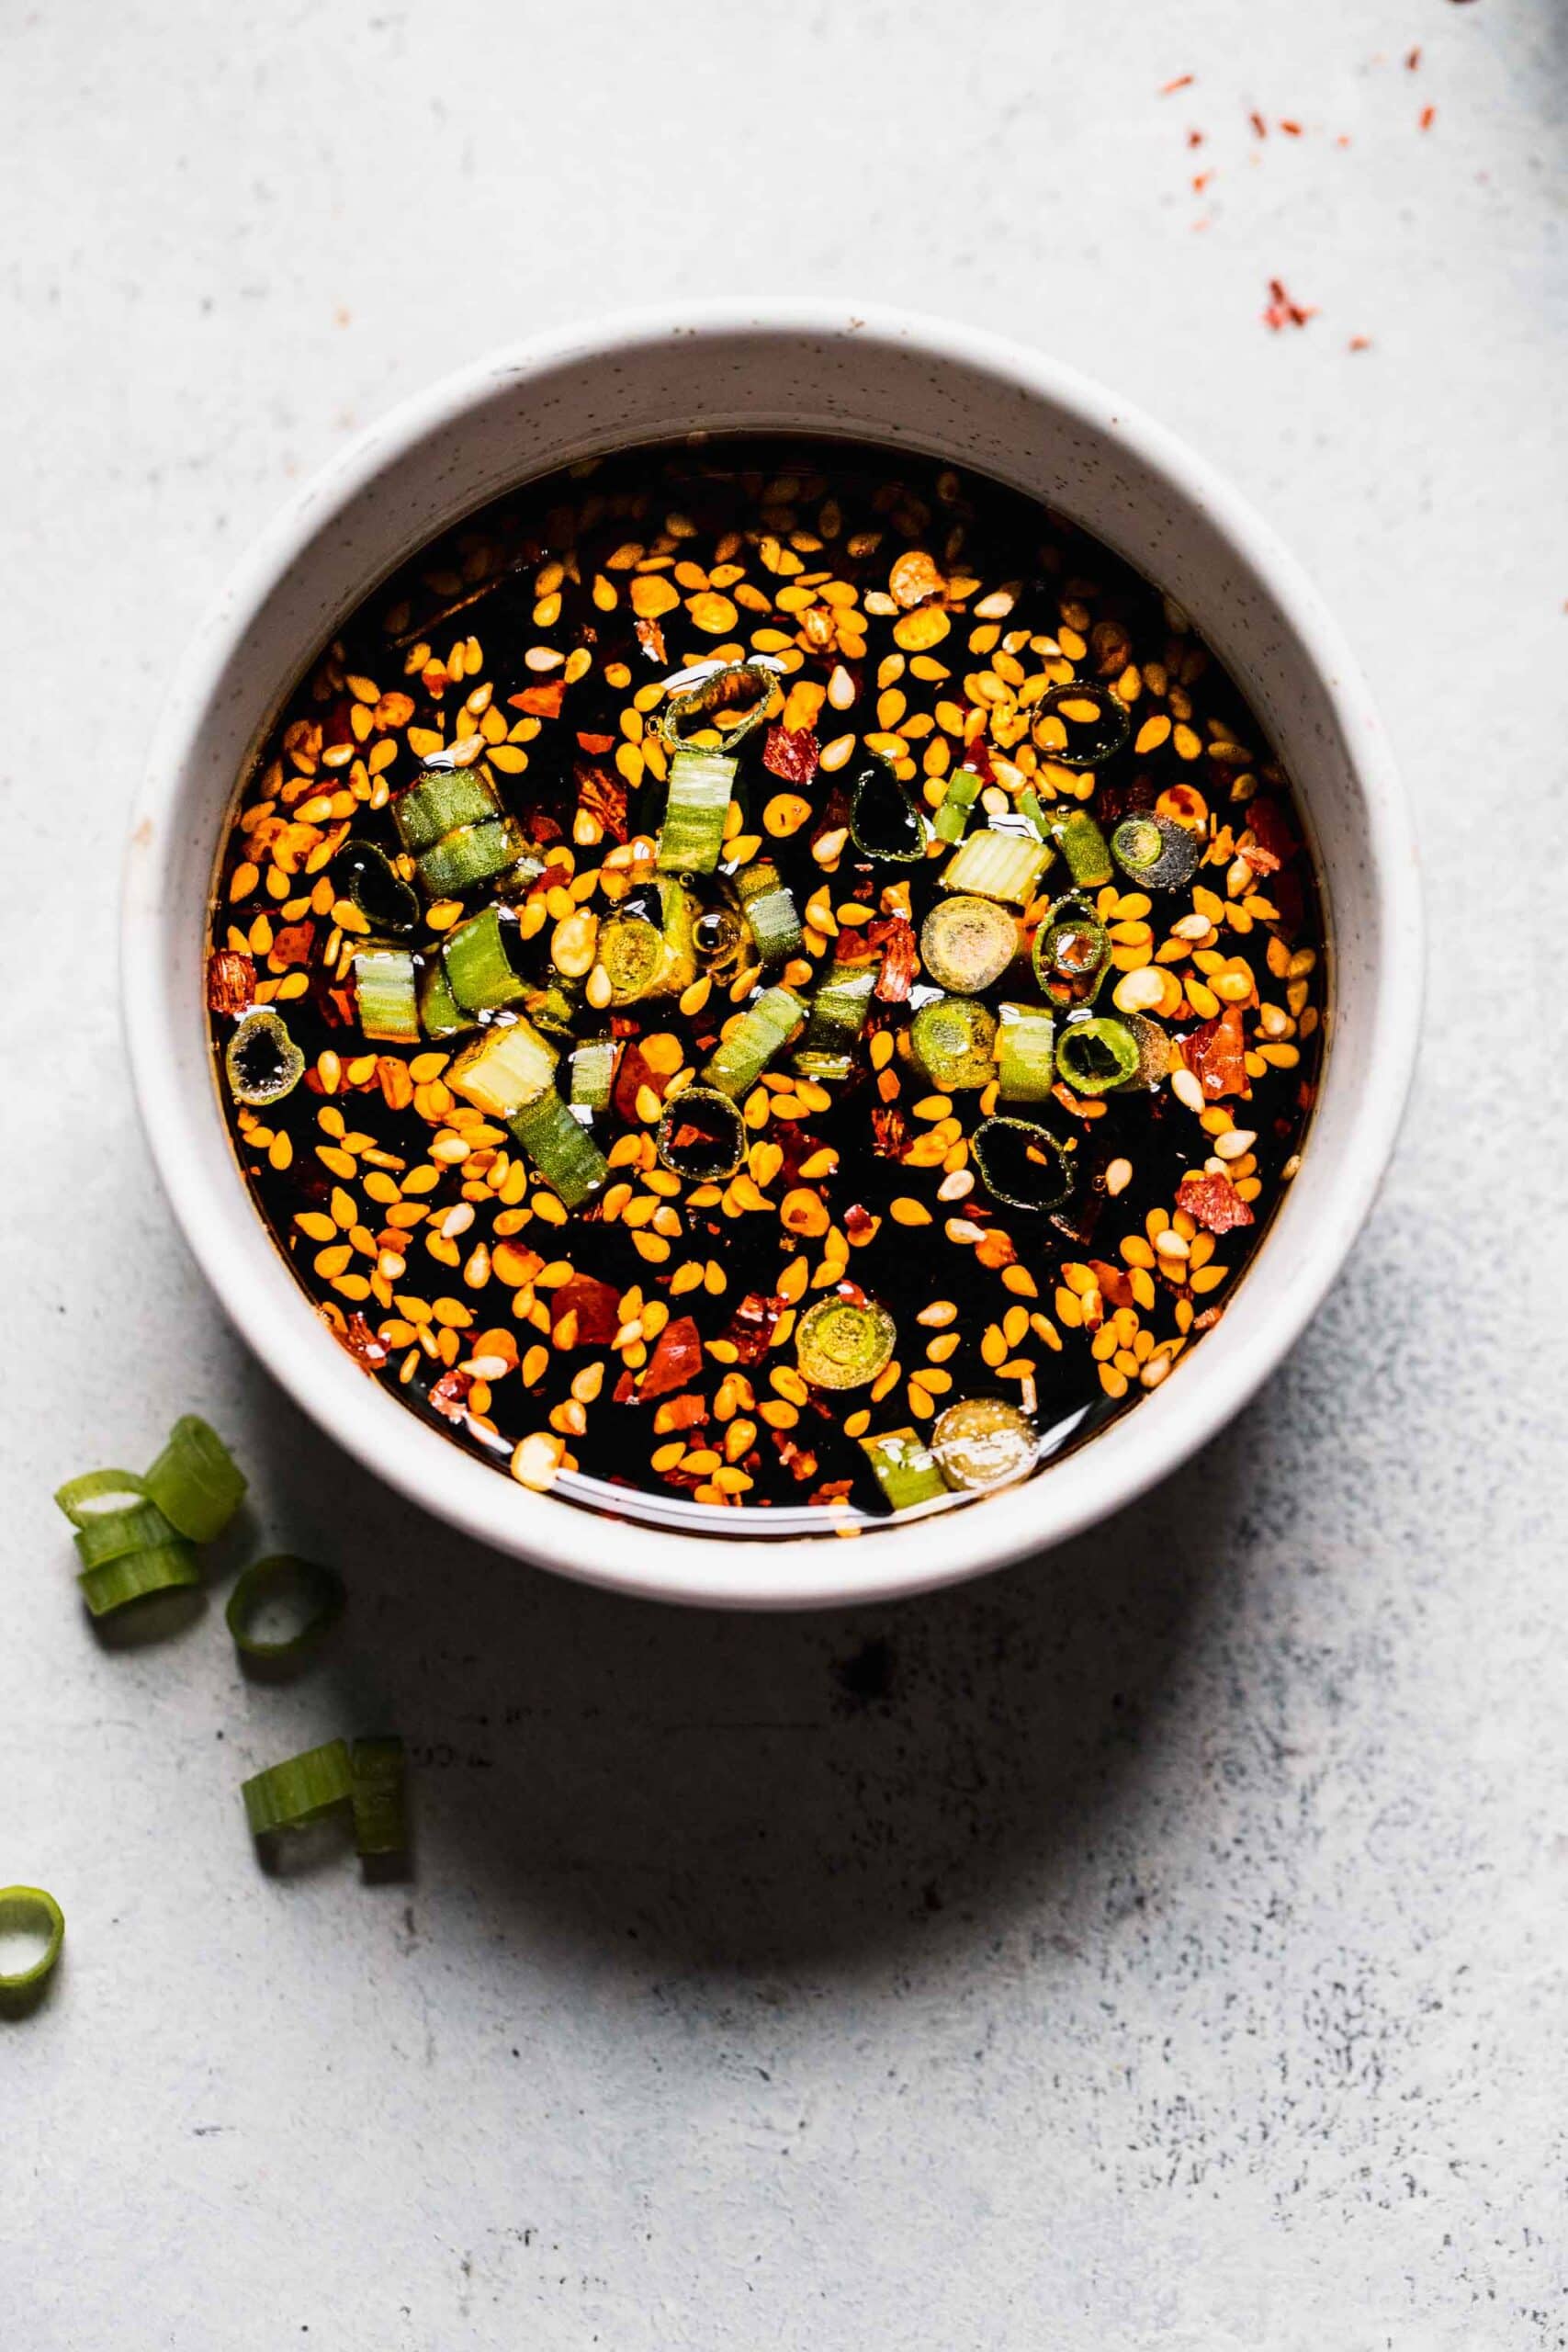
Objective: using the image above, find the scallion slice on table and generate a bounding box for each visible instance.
[971,1116,1072,1213]
[72,1498,179,1571]
[353,947,421,1044]
[509,1087,609,1208]
[225,1555,345,1663]
[735,858,803,962]
[795,1295,897,1391]
[941,829,1050,906]
[931,1398,1037,1492]
[1111,813,1201,890]
[920,895,1018,993]
[242,1739,355,1838]
[1033,682,1132,768]
[0,1887,65,1995]
[391,765,500,854]
[143,1415,246,1543]
[851,759,927,863]
[931,769,981,845]
[78,1540,201,1619]
[993,1002,1056,1102]
[224,1009,305,1108]
[52,1469,148,1525]
[442,906,530,1013]
[416,814,529,898]
[656,1086,745,1182]
[1047,807,1114,889]
[703,986,808,1098]
[1032,897,1111,1007]
[1055,1014,1141,1095]
[859,1427,947,1511]
[350,1737,408,1858]
[909,997,998,1091]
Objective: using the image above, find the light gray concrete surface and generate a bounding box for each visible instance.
[3,3,1565,2344]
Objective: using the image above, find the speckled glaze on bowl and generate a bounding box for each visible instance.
[122,303,1421,1610]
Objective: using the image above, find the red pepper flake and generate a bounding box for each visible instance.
[508,682,566,719]
[1191,171,1213,194]
[271,921,316,968]
[523,808,565,850]
[1182,1002,1250,1101]
[640,1315,704,1400]
[206,950,255,1015]
[613,1039,669,1124]
[1187,128,1205,148]
[1406,44,1422,67]
[871,917,919,1003]
[634,615,667,666]
[1279,119,1303,136]
[773,1433,819,1485]
[722,1292,784,1365]
[871,1104,908,1159]
[1348,334,1373,353]
[612,1368,637,1406]
[762,722,821,785]
[1263,278,1317,332]
[974,1228,1017,1272]
[428,1367,475,1422]
[809,1478,855,1507]
[1160,73,1194,94]
[339,1312,389,1370]
[551,1273,621,1348]
[1249,110,1268,138]
[575,761,627,844]
[1244,797,1299,866]
[1238,837,1282,877]
[1418,104,1436,130]
[1177,1172,1256,1235]
[576,731,615,756]
[1089,1259,1136,1309]
[843,1204,879,1245]
[652,1392,707,1432]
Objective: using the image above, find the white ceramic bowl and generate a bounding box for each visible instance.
[123,301,1421,1610]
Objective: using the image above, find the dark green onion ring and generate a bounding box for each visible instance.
[971,1116,1073,1213]
[1032,896,1111,1007]
[225,1555,345,1663]
[0,1887,65,1994]
[337,841,418,935]
[654,658,779,750]
[656,1086,745,1182]
[224,1008,305,1108]
[851,757,928,862]
[1034,681,1132,766]
[350,1737,408,1858]
[909,996,998,1091]
[1111,813,1201,889]
[1055,1015,1141,1095]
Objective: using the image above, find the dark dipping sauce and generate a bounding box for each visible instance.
[207,439,1324,1537]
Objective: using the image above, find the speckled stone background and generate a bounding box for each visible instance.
[4,3,1566,2344]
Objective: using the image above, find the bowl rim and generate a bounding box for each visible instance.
[123,299,1423,1611]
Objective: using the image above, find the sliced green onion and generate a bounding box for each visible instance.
[932,769,981,845]
[1055,1014,1141,1095]
[598,910,665,1003]
[79,1540,201,1618]
[703,985,808,1098]
[509,1087,609,1208]
[931,1398,1037,1492]
[447,1015,558,1119]
[1048,807,1114,888]
[225,1555,344,1662]
[418,956,470,1040]
[851,760,927,862]
[735,858,803,962]
[971,1116,1072,1212]
[1032,896,1111,1007]
[353,947,421,1044]
[1035,681,1131,767]
[656,1086,745,1182]
[351,1737,408,1858]
[655,878,698,997]
[0,1887,65,1995]
[391,765,499,854]
[73,1498,178,1571]
[242,1738,355,1838]
[416,814,528,898]
[860,1427,947,1511]
[338,842,418,936]
[910,996,998,1091]
[795,1295,897,1391]
[224,1008,305,1108]
[795,957,878,1078]
[442,906,530,1013]
[1017,787,1055,843]
[144,1415,246,1543]
[657,747,737,875]
[527,977,581,1036]
[942,829,1051,906]
[655,657,777,750]
[1122,1010,1175,1086]
[53,1468,148,1526]
[993,1001,1057,1102]
[569,1035,618,1113]
[1111,812,1201,889]
[919,894,1018,992]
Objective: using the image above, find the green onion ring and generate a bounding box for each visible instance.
[971,1116,1073,1213]
[795,1295,897,1391]
[351,1737,408,1857]
[224,1008,305,1109]
[78,1541,202,1618]
[1055,1015,1141,1096]
[144,1415,247,1544]
[654,658,779,750]
[225,1555,345,1663]
[0,1887,65,1995]
[1035,681,1132,767]
[242,1739,355,1838]
[73,1498,179,1571]
[53,1469,148,1526]
[656,1086,745,1182]
[931,1398,1038,1492]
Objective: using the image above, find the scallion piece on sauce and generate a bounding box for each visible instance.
[392,766,500,854]
[796,958,879,1078]
[144,1416,247,1544]
[910,997,998,1091]
[993,1002,1056,1102]
[859,1428,947,1511]
[353,947,422,1044]
[338,842,419,935]
[931,1397,1037,1492]
[53,1469,148,1526]
[920,895,1018,993]
[1032,897,1111,1007]
[1048,808,1114,888]
[931,770,981,845]
[416,814,529,898]
[941,829,1051,906]
[851,759,927,863]
[442,906,530,1014]
[1055,1014,1141,1095]
[971,1116,1072,1213]
[418,958,470,1041]
[225,1555,345,1663]
[0,1887,65,1996]
[598,910,666,1004]
[656,1086,745,1182]
[795,1295,897,1391]
[350,1737,409,1858]
[569,1036,618,1114]
[702,986,809,1099]
[224,1008,305,1108]
[1034,682,1132,767]
[1111,813,1201,890]
[656,748,737,876]
[242,1739,355,1838]
[1017,787,1054,843]
[735,858,804,962]
[509,1087,609,1208]
[78,1539,201,1619]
